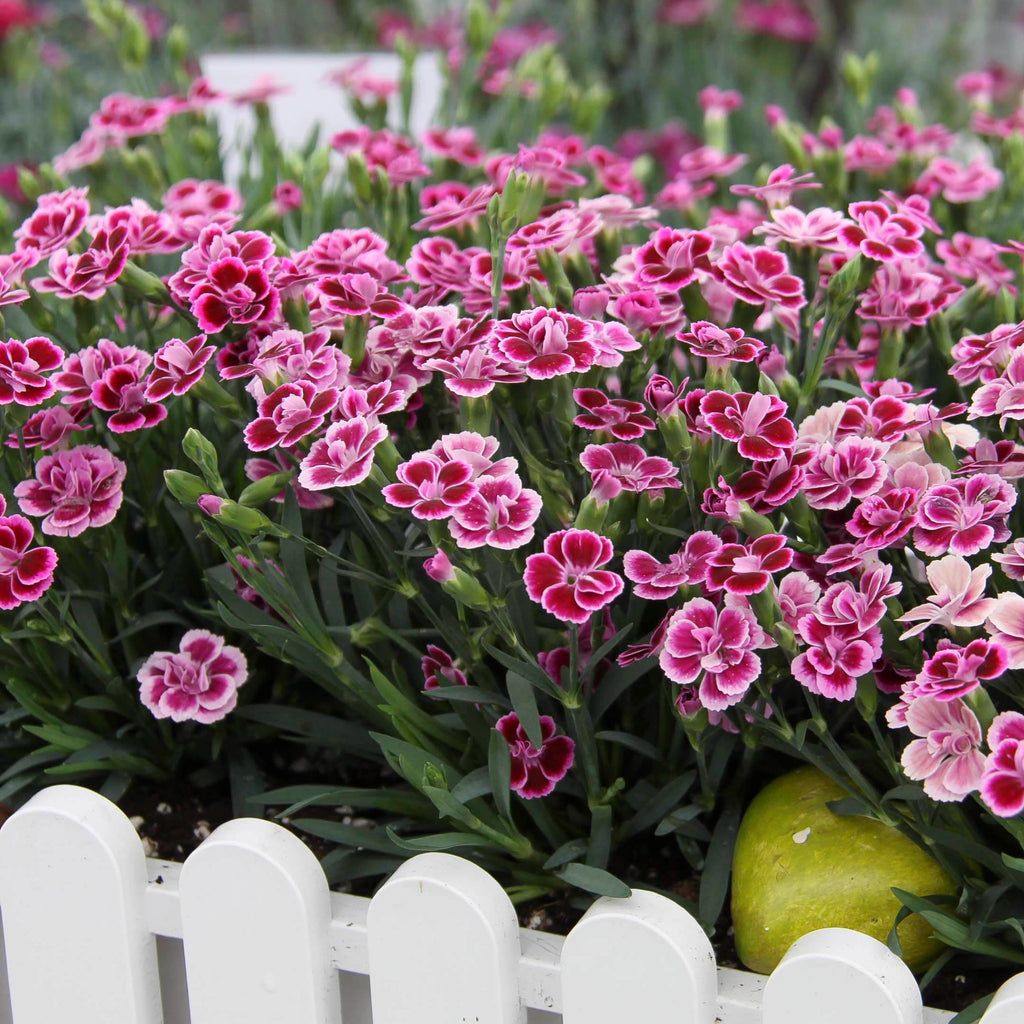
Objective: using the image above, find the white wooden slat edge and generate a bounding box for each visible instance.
[367,851,526,1024]
[980,972,1024,1022]
[561,889,718,1024]
[141,858,958,1021]
[762,927,924,1024]
[179,817,341,1024]
[0,784,163,1023]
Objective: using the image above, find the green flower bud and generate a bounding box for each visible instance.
[163,469,210,506]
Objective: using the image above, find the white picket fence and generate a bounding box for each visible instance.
[0,786,1020,1023]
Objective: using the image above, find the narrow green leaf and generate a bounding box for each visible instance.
[488,729,512,820]
[543,838,588,870]
[698,799,742,931]
[558,862,630,898]
[291,818,402,854]
[428,686,511,708]
[450,767,493,804]
[506,671,544,749]
[385,829,495,852]
[587,804,612,870]
[594,731,660,759]
[619,771,697,841]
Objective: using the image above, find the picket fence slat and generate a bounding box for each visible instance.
[179,817,341,1024]
[762,928,923,1024]
[0,785,162,1024]
[367,851,526,1024]
[981,973,1024,1022]
[0,785,990,1024]
[561,890,717,1024]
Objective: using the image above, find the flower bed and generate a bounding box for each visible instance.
[4,3,1024,1020]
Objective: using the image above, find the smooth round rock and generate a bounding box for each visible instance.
[731,766,956,975]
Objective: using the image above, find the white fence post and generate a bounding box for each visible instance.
[367,851,525,1024]
[762,928,923,1024]
[0,784,163,1024]
[179,817,341,1024]
[560,889,717,1024]
[981,973,1024,1022]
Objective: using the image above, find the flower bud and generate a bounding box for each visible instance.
[163,469,209,506]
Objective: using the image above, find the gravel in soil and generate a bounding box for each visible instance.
[119,782,1011,1013]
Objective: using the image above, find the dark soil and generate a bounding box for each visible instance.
[120,781,1010,1015]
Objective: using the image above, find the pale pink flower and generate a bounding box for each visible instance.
[777,572,821,631]
[986,593,1024,669]
[994,538,1024,580]
[916,157,1002,204]
[413,183,496,231]
[88,199,180,255]
[731,164,821,208]
[969,347,1024,428]
[34,225,130,300]
[579,442,681,498]
[898,555,996,639]
[15,445,126,537]
[754,205,846,250]
[659,597,770,710]
[428,432,517,483]
[802,436,889,510]
[937,233,1013,295]
[857,257,963,330]
[901,697,985,802]
[138,629,247,724]
[383,454,476,520]
[952,322,1024,386]
[677,322,765,365]
[913,473,1014,557]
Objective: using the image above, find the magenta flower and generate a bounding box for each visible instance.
[0,336,64,406]
[713,242,806,310]
[5,406,87,451]
[90,363,168,433]
[937,233,1013,296]
[981,713,1024,817]
[243,380,339,451]
[659,597,769,710]
[15,445,126,537]
[632,227,713,289]
[495,712,575,799]
[802,436,888,510]
[524,529,624,625]
[190,256,280,333]
[700,390,796,461]
[53,338,150,410]
[298,417,388,491]
[837,200,924,263]
[969,348,1024,428]
[449,476,542,550]
[624,531,722,599]
[138,629,248,724]
[572,388,655,440]
[14,187,90,259]
[579,443,681,498]
[900,697,985,802]
[792,616,882,702]
[706,534,793,595]
[492,308,597,379]
[846,487,918,549]
[35,225,130,300]
[911,639,1008,702]
[0,513,58,609]
[162,180,243,242]
[383,454,476,520]
[913,473,1015,557]
[145,335,215,400]
[421,645,468,691]
[677,322,765,365]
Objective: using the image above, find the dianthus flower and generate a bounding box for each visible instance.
[985,593,1024,669]
[731,164,821,208]
[713,242,806,309]
[524,529,623,624]
[0,506,58,609]
[624,532,722,599]
[413,182,496,232]
[189,256,280,334]
[706,534,793,595]
[968,347,1024,428]
[900,697,985,802]
[428,432,517,482]
[331,127,430,184]
[572,389,655,440]
[383,454,476,520]
[14,187,90,259]
[677,321,765,365]
[753,205,846,250]
[310,272,406,324]
[495,712,575,799]
[91,362,167,433]
[244,380,339,451]
[138,629,247,724]
[937,233,1013,295]
[579,442,681,499]
[913,473,1014,557]
[981,713,1024,817]
[5,406,87,451]
[298,416,389,490]
[162,179,243,241]
[952,322,1024,386]
[700,390,796,461]
[90,92,171,139]
[911,639,1008,702]
[53,338,149,411]
[492,308,597,379]
[837,200,924,263]
[735,0,818,42]
[421,644,468,691]
[802,436,889,510]
[916,156,1002,204]
[899,555,995,639]
[88,198,181,255]
[449,475,542,550]
[792,615,882,701]
[34,225,130,301]
[15,445,126,537]
[659,597,770,710]
[145,335,216,401]
[0,337,64,407]
[632,227,714,290]
[857,257,962,330]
